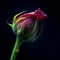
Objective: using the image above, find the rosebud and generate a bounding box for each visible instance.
[8,8,48,43]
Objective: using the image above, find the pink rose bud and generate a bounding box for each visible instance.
[9,8,48,41]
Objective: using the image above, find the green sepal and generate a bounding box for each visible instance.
[28,25,43,43]
[13,10,27,22]
[24,20,38,40]
[17,24,25,37]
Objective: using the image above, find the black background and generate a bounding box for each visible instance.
[0,0,59,60]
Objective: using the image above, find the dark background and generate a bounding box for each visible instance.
[0,0,59,60]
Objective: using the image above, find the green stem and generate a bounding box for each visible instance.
[10,37,23,60]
